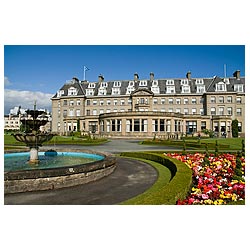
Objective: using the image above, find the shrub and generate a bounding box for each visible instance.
[231,119,239,138]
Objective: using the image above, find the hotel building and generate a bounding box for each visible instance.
[51,70,245,138]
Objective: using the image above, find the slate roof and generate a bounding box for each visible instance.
[52,73,245,98]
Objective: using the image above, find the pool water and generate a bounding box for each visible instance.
[4,152,104,171]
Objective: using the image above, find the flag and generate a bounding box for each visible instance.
[84,66,90,71]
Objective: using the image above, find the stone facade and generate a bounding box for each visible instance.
[51,71,245,138]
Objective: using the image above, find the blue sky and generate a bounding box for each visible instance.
[4,45,245,114]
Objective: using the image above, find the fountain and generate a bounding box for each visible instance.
[5,102,116,194]
[12,102,54,164]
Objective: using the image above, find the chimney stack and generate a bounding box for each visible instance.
[233,70,240,80]
[98,74,104,82]
[186,71,191,80]
[134,72,139,81]
[150,72,154,81]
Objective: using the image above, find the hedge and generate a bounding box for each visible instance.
[120,152,193,205]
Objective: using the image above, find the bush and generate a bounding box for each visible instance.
[120,152,193,204]
[231,119,239,138]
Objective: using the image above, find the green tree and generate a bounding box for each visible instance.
[231,119,239,138]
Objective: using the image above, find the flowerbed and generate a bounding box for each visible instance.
[164,153,245,205]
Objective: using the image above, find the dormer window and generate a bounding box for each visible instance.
[216,82,226,92]
[224,78,230,84]
[181,79,189,85]
[113,81,121,87]
[129,81,134,86]
[139,80,147,87]
[100,82,108,88]
[126,85,135,95]
[166,80,174,85]
[88,83,96,88]
[57,90,64,97]
[234,84,244,92]
[112,87,120,95]
[68,87,78,96]
[151,86,160,94]
[196,85,206,93]
[166,86,175,94]
[98,88,107,96]
[195,79,204,85]
[152,80,158,86]
[86,89,94,96]
[181,85,190,93]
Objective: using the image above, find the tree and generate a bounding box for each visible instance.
[231,119,239,138]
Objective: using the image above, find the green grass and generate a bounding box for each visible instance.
[119,157,172,205]
[119,152,193,205]
[4,134,108,147]
[141,137,244,151]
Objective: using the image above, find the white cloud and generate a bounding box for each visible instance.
[4,89,53,114]
[4,76,12,87]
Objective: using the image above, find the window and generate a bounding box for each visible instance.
[236,97,242,103]
[168,108,173,112]
[175,120,181,132]
[192,108,196,114]
[92,109,97,115]
[68,87,78,96]
[107,120,110,132]
[63,100,67,106]
[192,98,197,104]
[88,83,95,88]
[134,119,140,132]
[126,86,135,94]
[166,86,175,93]
[76,109,80,116]
[129,81,134,86]
[218,107,224,115]
[186,121,197,134]
[100,109,104,114]
[236,108,242,116]
[211,107,216,115]
[195,79,204,84]
[100,82,108,88]
[201,121,206,130]
[152,80,158,86]
[126,119,132,132]
[57,90,64,97]
[117,120,122,132]
[112,120,116,131]
[234,84,244,92]
[184,108,188,115]
[86,89,94,96]
[200,108,204,115]
[196,85,205,93]
[153,98,158,104]
[161,108,166,112]
[100,100,104,106]
[151,86,160,94]
[69,109,74,116]
[98,88,107,95]
[152,119,158,132]
[86,100,90,105]
[160,119,165,131]
[113,99,118,105]
[219,96,224,103]
[181,79,189,85]
[176,98,181,104]
[227,107,233,115]
[112,87,120,95]
[238,122,242,132]
[216,82,226,92]
[210,96,216,103]
[184,98,189,104]
[106,109,111,113]
[120,99,125,105]
[93,100,97,105]
[69,100,74,106]
[176,108,181,113]
[113,81,121,87]
[63,110,67,117]
[86,110,90,116]
[166,80,174,85]
[227,96,232,103]
[139,80,147,87]
[182,85,190,93]
[107,100,111,105]
[141,119,148,132]
[168,98,173,104]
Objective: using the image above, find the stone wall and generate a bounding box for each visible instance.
[5,156,116,194]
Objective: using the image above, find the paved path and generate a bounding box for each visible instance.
[42,139,180,154]
[4,157,158,205]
